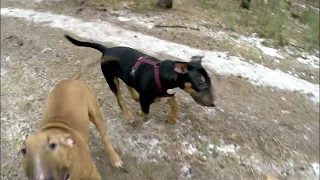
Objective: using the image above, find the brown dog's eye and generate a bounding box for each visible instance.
[21,148,27,155]
[49,143,57,150]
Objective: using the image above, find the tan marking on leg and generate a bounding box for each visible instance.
[114,77,134,122]
[137,110,146,117]
[88,92,123,168]
[127,86,139,102]
[167,96,178,124]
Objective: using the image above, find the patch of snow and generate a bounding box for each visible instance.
[182,141,198,155]
[297,55,319,69]
[208,142,240,155]
[208,144,214,149]
[311,163,319,177]
[235,35,284,59]
[217,144,239,154]
[117,15,158,29]
[1,8,319,103]
[122,135,165,162]
[117,17,130,22]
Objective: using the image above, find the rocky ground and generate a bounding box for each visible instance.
[1,0,319,180]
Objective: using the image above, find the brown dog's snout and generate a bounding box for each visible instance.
[38,176,54,180]
[31,172,54,180]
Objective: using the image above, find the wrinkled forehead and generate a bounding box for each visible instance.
[25,133,50,147]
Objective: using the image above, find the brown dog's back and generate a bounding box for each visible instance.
[40,80,92,139]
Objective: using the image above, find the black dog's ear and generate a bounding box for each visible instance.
[191,56,204,63]
[174,63,188,74]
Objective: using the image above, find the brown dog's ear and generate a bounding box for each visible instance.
[190,56,204,63]
[59,135,74,148]
[174,63,188,74]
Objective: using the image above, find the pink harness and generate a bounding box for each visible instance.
[131,56,164,93]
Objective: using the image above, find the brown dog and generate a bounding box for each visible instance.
[19,71,123,180]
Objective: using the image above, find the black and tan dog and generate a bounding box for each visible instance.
[64,34,216,125]
[19,70,123,180]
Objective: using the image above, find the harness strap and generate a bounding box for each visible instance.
[131,56,164,93]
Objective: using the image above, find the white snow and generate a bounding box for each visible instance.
[208,143,239,154]
[117,15,156,29]
[117,17,130,22]
[182,141,198,155]
[1,8,319,103]
[234,34,285,59]
[297,55,319,69]
[311,163,319,177]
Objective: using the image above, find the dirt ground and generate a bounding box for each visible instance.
[1,0,319,180]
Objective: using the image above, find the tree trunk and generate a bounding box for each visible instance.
[157,0,173,8]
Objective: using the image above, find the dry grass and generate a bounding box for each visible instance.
[101,0,319,53]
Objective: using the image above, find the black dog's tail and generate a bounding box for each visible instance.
[64,34,108,54]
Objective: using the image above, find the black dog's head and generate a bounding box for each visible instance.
[170,56,216,107]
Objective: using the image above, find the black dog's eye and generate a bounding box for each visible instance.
[49,143,57,150]
[197,82,204,86]
[21,148,27,155]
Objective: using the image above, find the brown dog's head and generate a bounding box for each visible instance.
[173,56,216,107]
[19,131,74,180]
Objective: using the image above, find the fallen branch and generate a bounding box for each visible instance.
[154,24,200,31]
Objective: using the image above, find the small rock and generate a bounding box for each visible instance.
[280,97,286,101]
[274,59,280,63]
[201,155,207,161]
[41,48,52,54]
[120,3,129,10]
[156,125,165,131]
[281,110,290,114]
[182,164,192,178]
[208,144,214,150]
[17,39,24,46]
[145,12,152,17]
[301,52,308,59]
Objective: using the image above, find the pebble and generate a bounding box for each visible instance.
[280,97,286,101]
[281,110,290,114]
[41,48,52,54]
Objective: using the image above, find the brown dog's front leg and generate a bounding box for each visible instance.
[87,165,101,180]
[88,92,123,168]
[167,96,178,124]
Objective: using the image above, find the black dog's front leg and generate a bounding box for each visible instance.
[137,96,154,119]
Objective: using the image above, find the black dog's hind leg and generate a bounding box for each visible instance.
[106,76,134,123]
